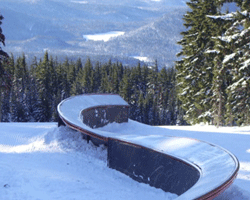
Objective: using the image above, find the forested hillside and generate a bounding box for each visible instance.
[1,0,250,127]
[1,0,186,68]
[0,52,185,125]
[176,0,250,126]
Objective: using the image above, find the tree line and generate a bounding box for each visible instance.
[0,52,186,125]
[176,0,250,126]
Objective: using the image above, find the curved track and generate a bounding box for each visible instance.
[58,94,239,199]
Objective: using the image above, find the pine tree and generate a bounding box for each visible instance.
[223,4,250,125]
[136,92,144,122]
[119,70,131,102]
[100,70,109,93]
[82,58,94,93]
[109,63,119,93]
[176,0,220,124]
[0,14,9,88]
[195,0,250,126]
[71,58,84,95]
[0,55,14,121]
[25,57,43,122]
[10,54,30,122]
[0,14,11,121]
[35,52,54,121]
[93,61,101,93]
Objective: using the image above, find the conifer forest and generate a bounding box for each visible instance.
[0,52,184,125]
[1,0,250,126]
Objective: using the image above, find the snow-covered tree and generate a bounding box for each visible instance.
[225,9,250,125]
[176,0,220,124]
[206,1,250,126]
[10,55,30,122]
[0,14,11,121]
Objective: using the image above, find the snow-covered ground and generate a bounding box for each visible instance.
[83,31,125,42]
[132,56,152,63]
[0,122,249,200]
[0,123,177,200]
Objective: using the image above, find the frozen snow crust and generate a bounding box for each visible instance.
[58,94,240,199]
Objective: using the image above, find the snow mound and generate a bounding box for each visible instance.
[44,126,107,161]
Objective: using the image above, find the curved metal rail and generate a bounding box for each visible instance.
[57,94,239,199]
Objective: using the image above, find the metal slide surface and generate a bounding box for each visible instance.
[57,94,239,199]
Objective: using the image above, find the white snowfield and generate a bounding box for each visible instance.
[83,31,125,42]
[58,94,240,199]
[0,125,250,199]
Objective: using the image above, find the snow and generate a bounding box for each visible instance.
[223,53,236,64]
[160,125,250,198]
[205,49,220,54]
[71,0,88,4]
[207,10,238,21]
[0,123,177,200]
[57,94,129,137]
[58,93,245,199]
[83,31,125,42]
[0,122,249,199]
[98,121,241,199]
[2,93,249,200]
[132,56,152,62]
[240,59,250,71]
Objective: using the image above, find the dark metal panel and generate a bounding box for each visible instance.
[82,106,129,129]
[108,138,200,196]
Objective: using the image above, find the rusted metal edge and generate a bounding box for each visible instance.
[195,156,239,200]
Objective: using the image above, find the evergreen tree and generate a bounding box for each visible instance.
[71,58,84,95]
[223,5,250,125]
[26,58,43,122]
[135,92,144,122]
[0,14,10,89]
[35,52,54,121]
[109,63,119,93]
[176,0,220,124]
[93,61,102,92]
[205,1,250,126]
[119,70,131,102]
[0,14,11,121]
[82,58,94,93]
[100,70,109,93]
[0,52,183,125]
[10,54,29,121]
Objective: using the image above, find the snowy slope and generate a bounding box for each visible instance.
[0,122,249,199]
[0,123,177,200]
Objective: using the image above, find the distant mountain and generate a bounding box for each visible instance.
[1,0,187,67]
